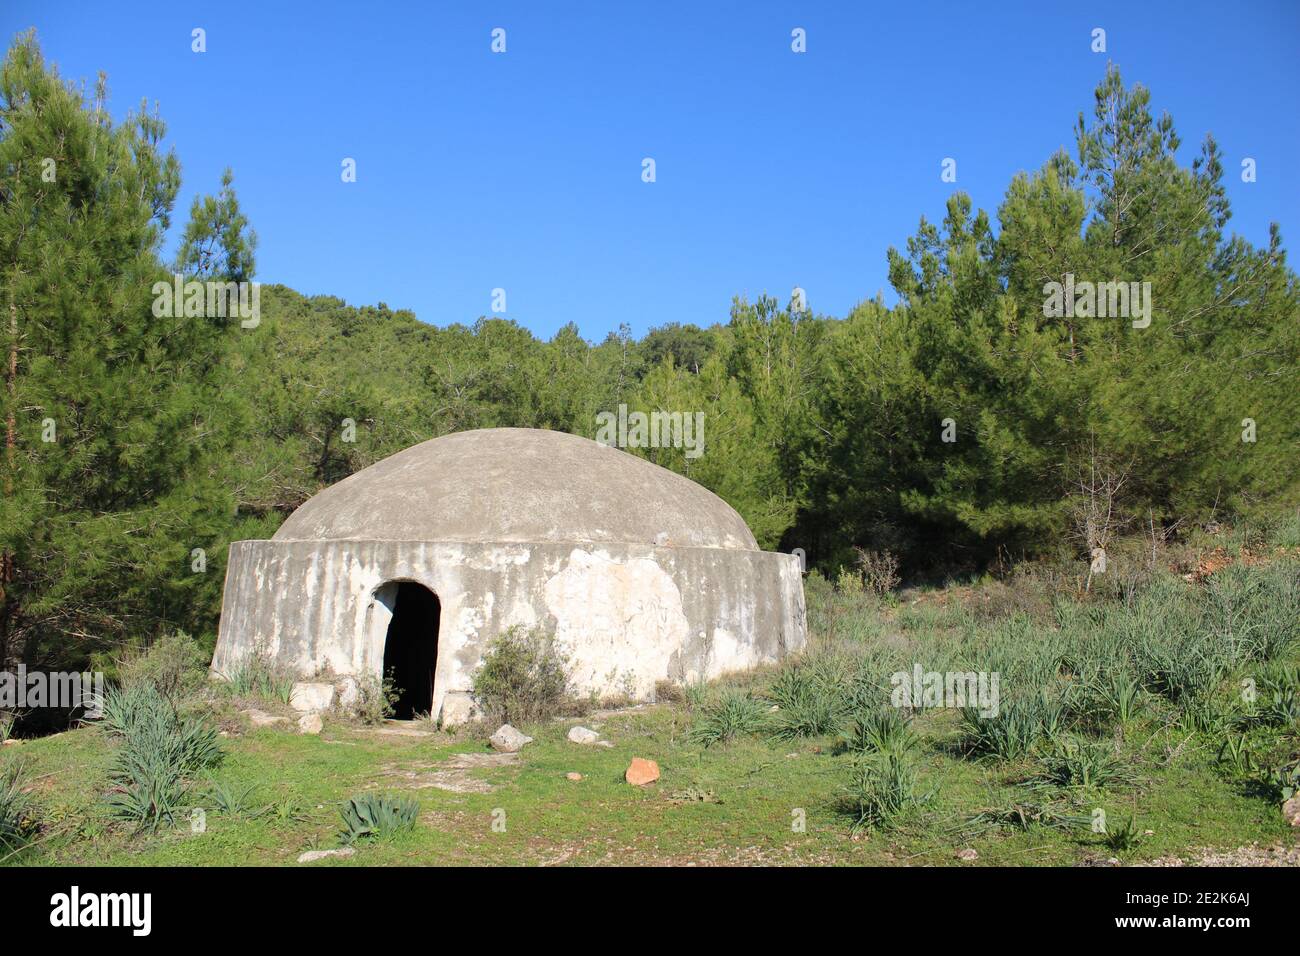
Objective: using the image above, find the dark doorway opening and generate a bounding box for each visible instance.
[381,582,441,719]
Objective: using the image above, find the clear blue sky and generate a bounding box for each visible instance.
[5,1,1299,340]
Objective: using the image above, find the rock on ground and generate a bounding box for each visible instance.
[625,757,660,786]
[298,713,323,735]
[439,690,481,727]
[1283,795,1300,827]
[297,847,356,863]
[242,708,285,728]
[290,681,335,713]
[567,726,600,745]
[336,676,361,711]
[489,724,533,753]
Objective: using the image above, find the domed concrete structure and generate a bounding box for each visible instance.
[212,428,807,724]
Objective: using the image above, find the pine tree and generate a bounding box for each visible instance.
[0,33,252,672]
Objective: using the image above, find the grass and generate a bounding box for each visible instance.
[4,548,1298,866]
[2,693,1293,866]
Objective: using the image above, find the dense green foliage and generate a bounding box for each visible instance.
[1,32,1296,682]
[0,33,250,679]
[691,553,1300,831]
[471,625,571,726]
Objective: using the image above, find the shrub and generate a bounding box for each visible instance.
[1253,664,1300,729]
[472,626,571,726]
[690,689,770,746]
[854,547,901,595]
[1178,694,1229,735]
[835,566,864,595]
[768,661,851,739]
[1065,667,1145,734]
[1025,735,1134,792]
[354,673,398,725]
[803,569,834,606]
[840,707,919,755]
[1216,734,1260,776]
[1258,759,1300,803]
[683,678,711,712]
[100,683,164,738]
[1093,670,1145,728]
[1132,625,1226,703]
[1101,814,1144,852]
[968,574,1058,624]
[960,688,1065,760]
[0,758,38,856]
[203,781,260,816]
[1207,561,1300,662]
[118,631,209,703]
[653,679,685,704]
[844,746,928,831]
[102,684,223,831]
[338,792,419,844]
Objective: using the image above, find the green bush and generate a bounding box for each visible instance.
[794,556,1298,829]
[1249,663,1300,729]
[338,792,419,844]
[0,758,38,857]
[355,673,398,725]
[1258,759,1300,803]
[472,626,571,726]
[768,660,852,739]
[1025,734,1134,792]
[1101,814,1144,853]
[102,684,223,831]
[840,707,919,755]
[690,688,771,746]
[834,566,864,595]
[1205,562,1300,662]
[118,631,210,703]
[960,688,1065,760]
[844,745,928,831]
[203,781,260,816]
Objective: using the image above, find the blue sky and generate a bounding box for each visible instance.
[5,1,1299,339]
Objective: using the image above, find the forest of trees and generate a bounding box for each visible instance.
[2,32,1297,676]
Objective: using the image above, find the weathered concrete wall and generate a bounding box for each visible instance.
[212,539,806,723]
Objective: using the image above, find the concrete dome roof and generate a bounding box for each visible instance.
[272,427,759,551]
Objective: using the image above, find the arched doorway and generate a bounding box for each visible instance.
[380,582,441,719]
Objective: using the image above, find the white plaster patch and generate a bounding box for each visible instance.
[543,549,689,698]
[705,626,760,677]
[437,596,496,703]
[464,545,533,571]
